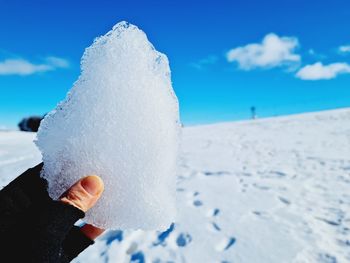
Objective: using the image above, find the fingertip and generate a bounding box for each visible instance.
[81,175,104,196]
[60,175,104,212]
[80,224,105,240]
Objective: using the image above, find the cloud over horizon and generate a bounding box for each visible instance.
[296,62,350,80]
[338,45,350,53]
[0,56,69,76]
[226,33,300,70]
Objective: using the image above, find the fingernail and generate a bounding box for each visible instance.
[81,175,104,196]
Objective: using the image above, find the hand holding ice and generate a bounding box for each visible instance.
[35,21,180,230]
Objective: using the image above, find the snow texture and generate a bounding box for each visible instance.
[35,21,180,230]
[0,108,349,262]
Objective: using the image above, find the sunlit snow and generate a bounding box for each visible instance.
[0,108,349,262]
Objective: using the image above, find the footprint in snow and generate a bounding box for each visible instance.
[278,196,291,205]
[317,253,337,263]
[186,191,200,198]
[176,233,192,247]
[153,223,175,246]
[206,208,220,217]
[215,237,236,252]
[252,210,270,219]
[130,251,145,263]
[266,170,287,178]
[185,191,203,207]
[193,200,203,207]
[316,217,341,226]
[207,222,221,232]
[102,230,123,245]
[252,183,270,191]
[185,191,203,205]
[203,171,230,176]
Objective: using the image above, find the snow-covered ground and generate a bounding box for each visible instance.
[0,108,349,263]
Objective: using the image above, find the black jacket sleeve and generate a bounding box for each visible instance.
[0,164,94,263]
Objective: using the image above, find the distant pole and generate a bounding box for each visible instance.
[250,106,256,119]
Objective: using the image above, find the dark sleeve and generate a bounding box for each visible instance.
[63,226,94,261]
[0,164,95,263]
[0,163,48,233]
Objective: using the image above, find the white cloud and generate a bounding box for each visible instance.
[0,56,69,76]
[190,55,218,70]
[0,59,51,75]
[226,33,300,70]
[296,62,350,80]
[307,49,327,60]
[338,45,350,53]
[308,49,315,55]
[45,56,70,68]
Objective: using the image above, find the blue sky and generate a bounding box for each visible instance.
[0,0,349,128]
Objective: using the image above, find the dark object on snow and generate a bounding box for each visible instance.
[18,116,43,132]
[0,164,93,263]
[250,106,257,120]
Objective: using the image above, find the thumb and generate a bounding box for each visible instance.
[25,176,104,262]
[60,175,104,212]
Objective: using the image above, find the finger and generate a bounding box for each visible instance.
[59,176,104,260]
[80,224,105,240]
[60,175,104,212]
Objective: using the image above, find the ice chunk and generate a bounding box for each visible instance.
[35,21,180,230]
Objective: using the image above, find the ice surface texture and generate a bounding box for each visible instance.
[35,21,180,230]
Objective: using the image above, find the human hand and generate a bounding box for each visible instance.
[0,163,104,263]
